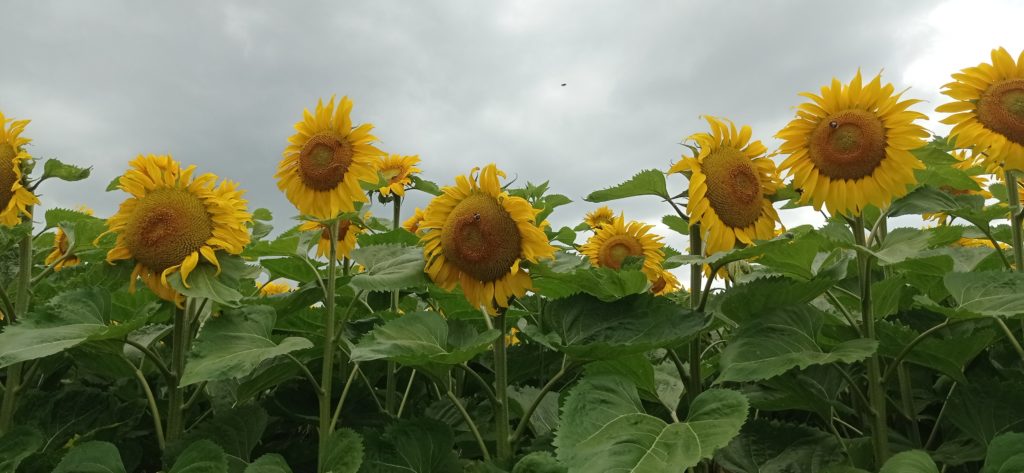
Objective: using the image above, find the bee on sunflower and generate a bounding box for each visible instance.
[0,111,39,227]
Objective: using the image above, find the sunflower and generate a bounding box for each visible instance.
[275,96,382,219]
[938,48,1024,170]
[580,214,669,288]
[583,206,616,230]
[102,155,251,303]
[670,116,781,255]
[505,326,522,347]
[421,164,556,314]
[259,280,293,296]
[378,154,421,198]
[297,213,369,260]
[649,268,680,296]
[1,111,39,227]
[955,237,1008,249]
[45,206,94,271]
[923,150,993,223]
[777,71,930,216]
[403,207,426,235]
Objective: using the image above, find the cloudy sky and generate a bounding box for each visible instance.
[4,0,1024,251]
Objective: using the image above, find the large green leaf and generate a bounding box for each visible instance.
[350,245,430,291]
[584,169,669,202]
[350,311,500,366]
[555,374,747,472]
[982,432,1024,473]
[245,454,293,473]
[876,322,995,383]
[320,428,363,473]
[170,406,268,468]
[715,420,844,473]
[361,419,461,473]
[52,441,127,473]
[742,366,848,422]
[718,305,877,383]
[943,271,1024,317]
[41,157,92,182]
[879,450,939,473]
[0,427,43,473]
[531,265,650,301]
[181,305,313,386]
[946,378,1024,445]
[524,293,710,360]
[717,276,839,324]
[168,440,229,473]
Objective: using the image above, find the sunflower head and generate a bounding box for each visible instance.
[671,116,781,255]
[378,154,422,198]
[102,155,251,303]
[260,281,294,296]
[583,206,616,230]
[45,206,94,271]
[580,214,670,290]
[298,213,370,260]
[938,48,1024,170]
[505,326,522,347]
[275,96,382,219]
[649,268,680,296]
[421,164,556,314]
[1,112,40,227]
[403,207,426,235]
[777,71,929,216]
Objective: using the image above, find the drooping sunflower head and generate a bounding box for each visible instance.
[1,111,40,227]
[580,214,669,288]
[259,280,293,296]
[777,71,929,216]
[403,207,426,235]
[421,164,556,314]
[671,116,781,256]
[378,154,422,198]
[583,206,616,230]
[275,96,382,219]
[45,206,94,271]
[103,155,251,303]
[298,212,370,261]
[938,48,1024,170]
[649,268,681,296]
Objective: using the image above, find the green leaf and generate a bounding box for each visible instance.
[508,386,561,437]
[252,208,273,221]
[742,366,847,422]
[167,264,245,308]
[0,427,43,473]
[168,440,229,473]
[181,305,313,386]
[876,322,995,383]
[944,271,1024,317]
[409,175,442,196]
[106,175,122,191]
[715,420,844,473]
[362,420,461,473]
[982,432,1024,473]
[356,228,421,247]
[879,450,939,473]
[245,454,293,473]
[53,441,127,473]
[718,276,840,325]
[350,245,430,291]
[946,378,1024,445]
[512,452,566,473]
[662,215,689,236]
[718,305,877,383]
[41,158,91,182]
[525,293,710,360]
[176,406,268,465]
[532,265,650,301]
[320,428,363,473]
[888,186,963,218]
[351,311,500,366]
[585,169,669,202]
[555,374,748,472]
[260,256,321,283]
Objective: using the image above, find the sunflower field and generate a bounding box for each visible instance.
[3,47,1024,473]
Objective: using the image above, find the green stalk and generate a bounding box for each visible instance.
[1005,170,1024,271]
[688,223,703,404]
[852,216,889,465]
[896,363,921,446]
[0,219,33,435]
[166,299,193,442]
[492,311,511,466]
[319,220,340,472]
[385,197,402,415]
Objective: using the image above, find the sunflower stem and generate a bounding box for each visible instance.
[319,220,340,472]
[852,215,889,466]
[0,218,33,436]
[687,223,703,405]
[385,197,402,415]
[166,298,193,443]
[492,310,511,467]
[1005,170,1024,272]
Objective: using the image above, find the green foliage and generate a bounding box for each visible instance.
[585,169,669,202]
[879,450,939,473]
[715,420,844,473]
[350,244,431,291]
[982,432,1024,473]
[168,440,229,473]
[361,419,461,472]
[351,311,499,368]
[41,158,92,183]
[0,427,43,473]
[52,441,127,473]
[320,428,363,473]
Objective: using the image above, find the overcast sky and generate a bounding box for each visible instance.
[4,0,1024,252]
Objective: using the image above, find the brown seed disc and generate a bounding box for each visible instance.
[123,188,213,272]
[700,146,764,228]
[597,234,643,270]
[808,109,887,181]
[0,145,17,211]
[978,78,1024,146]
[440,193,522,282]
[298,133,354,191]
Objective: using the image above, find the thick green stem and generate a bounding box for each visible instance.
[386,198,402,415]
[0,225,32,435]
[166,301,193,443]
[688,223,703,404]
[319,220,340,472]
[1005,170,1024,271]
[493,312,511,466]
[852,216,889,465]
[896,363,921,447]
[133,368,166,451]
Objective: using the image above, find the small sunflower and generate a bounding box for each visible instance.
[275,96,382,219]
[505,326,522,347]
[259,280,293,296]
[923,150,993,223]
[0,111,39,227]
[102,155,251,303]
[403,207,426,235]
[938,48,1024,170]
[649,268,680,296]
[580,214,668,288]
[777,71,929,216]
[298,214,369,260]
[45,206,94,271]
[421,164,556,314]
[583,206,616,230]
[670,116,781,256]
[955,237,1008,249]
[378,154,422,198]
